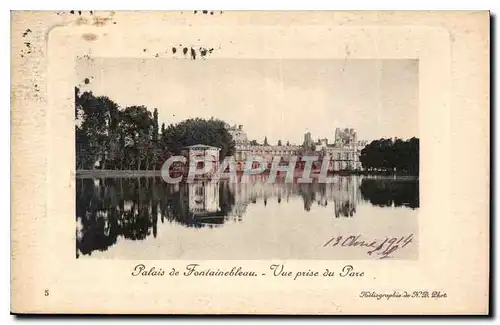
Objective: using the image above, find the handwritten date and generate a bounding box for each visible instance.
[323,234,414,259]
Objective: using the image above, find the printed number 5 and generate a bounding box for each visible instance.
[44,290,49,296]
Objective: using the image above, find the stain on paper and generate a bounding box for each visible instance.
[82,33,98,41]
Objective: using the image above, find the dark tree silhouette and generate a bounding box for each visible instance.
[360,137,419,175]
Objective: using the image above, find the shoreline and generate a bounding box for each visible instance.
[75,170,419,180]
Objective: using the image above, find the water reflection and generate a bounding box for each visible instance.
[76,176,418,258]
[359,177,419,209]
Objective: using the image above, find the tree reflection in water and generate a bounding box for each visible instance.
[76,176,418,257]
[359,178,419,209]
[76,178,236,258]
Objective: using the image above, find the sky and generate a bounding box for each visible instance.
[76,58,418,145]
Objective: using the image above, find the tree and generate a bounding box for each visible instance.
[360,138,419,175]
[277,140,282,146]
[263,136,269,146]
[162,118,235,160]
[286,141,290,146]
[249,140,259,146]
[157,122,168,168]
[75,87,120,169]
[151,108,162,170]
[120,106,154,170]
[161,123,166,138]
[152,108,159,143]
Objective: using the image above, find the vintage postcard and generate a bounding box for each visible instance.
[11,11,489,314]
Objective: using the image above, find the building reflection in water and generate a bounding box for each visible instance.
[227,174,360,218]
[76,175,418,258]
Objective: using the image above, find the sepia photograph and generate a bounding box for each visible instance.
[75,58,419,260]
[10,10,489,315]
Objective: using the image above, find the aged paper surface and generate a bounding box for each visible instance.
[11,11,489,314]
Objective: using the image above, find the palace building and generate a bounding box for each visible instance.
[226,124,367,172]
[226,124,249,145]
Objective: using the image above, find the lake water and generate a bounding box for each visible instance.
[76,175,419,260]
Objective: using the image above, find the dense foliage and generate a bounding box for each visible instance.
[162,118,235,159]
[75,87,235,170]
[359,137,419,175]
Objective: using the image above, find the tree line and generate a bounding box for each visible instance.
[359,137,419,175]
[75,87,235,170]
